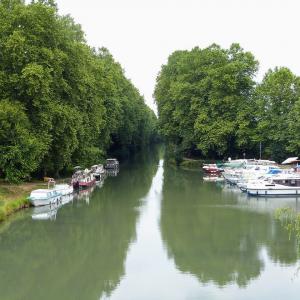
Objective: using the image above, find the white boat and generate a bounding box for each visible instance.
[28,189,62,207]
[247,175,300,197]
[105,158,119,169]
[223,162,281,186]
[91,164,106,181]
[237,167,283,191]
[53,184,73,196]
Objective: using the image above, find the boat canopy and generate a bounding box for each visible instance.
[281,157,299,164]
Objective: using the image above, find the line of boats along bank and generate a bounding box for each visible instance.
[203,157,300,197]
[28,159,119,207]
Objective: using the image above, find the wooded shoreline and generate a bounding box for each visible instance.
[0,0,158,184]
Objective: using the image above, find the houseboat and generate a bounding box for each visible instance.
[78,169,96,188]
[91,164,106,181]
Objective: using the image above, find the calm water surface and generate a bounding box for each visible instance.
[1,149,300,300]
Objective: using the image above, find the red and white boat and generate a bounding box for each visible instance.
[78,176,96,188]
[72,168,96,189]
[78,169,96,188]
[202,164,224,175]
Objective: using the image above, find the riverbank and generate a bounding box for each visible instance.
[0,181,47,223]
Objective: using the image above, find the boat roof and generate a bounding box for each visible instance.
[282,157,299,164]
[31,189,52,193]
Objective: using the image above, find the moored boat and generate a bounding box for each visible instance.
[78,169,96,188]
[105,158,119,169]
[91,164,106,181]
[53,184,73,196]
[28,189,61,207]
[202,164,224,175]
[247,175,300,197]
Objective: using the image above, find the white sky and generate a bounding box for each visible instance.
[55,0,300,112]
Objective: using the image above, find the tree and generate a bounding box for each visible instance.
[0,100,44,182]
[0,0,157,181]
[155,43,258,158]
[255,67,300,161]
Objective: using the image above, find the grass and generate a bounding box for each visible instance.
[0,198,30,222]
[0,181,47,223]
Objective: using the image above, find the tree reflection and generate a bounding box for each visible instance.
[0,147,159,300]
[160,166,299,287]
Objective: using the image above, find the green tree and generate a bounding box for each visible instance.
[255,67,300,161]
[155,43,258,158]
[0,100,44,182]
[0,0,157,181]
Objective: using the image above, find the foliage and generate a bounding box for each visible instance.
[0,197,29,222]
[275,207,300,241]
[0,100,44,182]
[255,67,300,161]
[155,44,258,158]
[155,45,300,161]
[0,0,157,181]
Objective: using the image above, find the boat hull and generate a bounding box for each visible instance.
[29,195,61,207]
[247,187,300,197]
[79,179,96,188]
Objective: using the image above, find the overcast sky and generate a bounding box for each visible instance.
[55,0,300,112]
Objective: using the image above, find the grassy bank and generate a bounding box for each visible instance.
[0,182,47,223]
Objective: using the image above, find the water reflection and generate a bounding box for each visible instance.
[0,148,160,300]
[73,185,96,205]
[160,166,299,288]
[32,194,74,221]
[32,204,59,221]
[106,169,119,177]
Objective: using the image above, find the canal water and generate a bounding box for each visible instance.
[1,148,300,300]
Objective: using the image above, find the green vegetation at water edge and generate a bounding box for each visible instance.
[0,0,158,183]
[0,197,30,222]
[155,44,300,162]
[275,207,300,241]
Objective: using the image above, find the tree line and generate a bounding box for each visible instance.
[0,0,157,182]
[154,43,300,163]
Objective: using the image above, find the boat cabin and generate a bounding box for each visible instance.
[273,178,300,187]
[105,158,119,169]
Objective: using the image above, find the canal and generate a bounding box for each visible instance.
[0,148,300,300]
